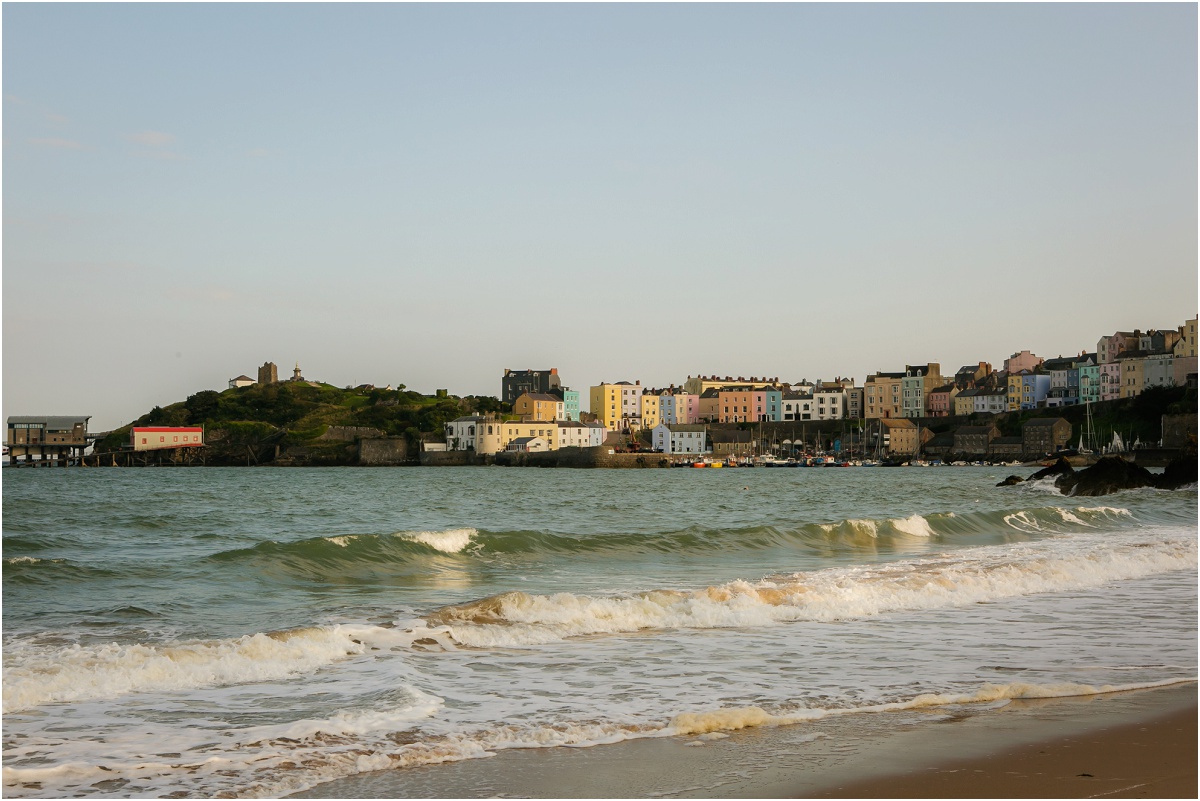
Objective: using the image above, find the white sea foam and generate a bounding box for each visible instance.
[890,514,936,537]
[396,528,477,553]
[1078,506,1134,518]
[415,531,1196,648]
[325,535,357,547]
[4,556,48,565]
[1003,511,1042,532]
[665,678,1197,736]
[1055,508,1090,526]
[1,624,408,713]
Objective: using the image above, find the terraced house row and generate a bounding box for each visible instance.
[442,316,1196,453]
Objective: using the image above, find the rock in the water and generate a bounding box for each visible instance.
[1055,456,1157,497]
[996,475,1025,487]
[1157,454,1198,490]
[1029,457,1075,481]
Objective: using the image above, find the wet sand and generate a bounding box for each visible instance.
[817,697,1196,798]
[290,683,1196,798]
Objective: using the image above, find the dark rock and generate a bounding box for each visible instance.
[1055,456,1158,497]
[996,475,1025,487]
[1030,457,1075,481]
[1157,454,1198,490]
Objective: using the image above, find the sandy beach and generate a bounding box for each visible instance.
[291,683,1196,798]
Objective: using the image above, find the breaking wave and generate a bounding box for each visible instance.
[415,529,1195,648]
[1,624,411,713]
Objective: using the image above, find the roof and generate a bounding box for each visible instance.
[518,393,562,402]
[449,415,486,423]
[509,436,545,445]
[8,416,91,429]
[667,424,707,433]
[879,419,916,429]
[929,384,957,394]
[232,375,255,381]
[1024,417,1068,427]
[957,388,980,398]
[867,372,906,381]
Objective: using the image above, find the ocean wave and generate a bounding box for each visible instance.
[1,624,410,713]
[413,530,1195,648]
[202,528,480,575]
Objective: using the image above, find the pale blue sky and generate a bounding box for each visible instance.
[4,3,1197,430]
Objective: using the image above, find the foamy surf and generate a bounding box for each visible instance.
[416,529,1195,648]
[1,624,410,713]
[396,528,477,553]
[666,677,1198,735]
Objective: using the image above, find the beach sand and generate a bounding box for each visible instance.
[290,683,1196,798]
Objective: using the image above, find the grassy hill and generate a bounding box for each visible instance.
[98,382,508,463]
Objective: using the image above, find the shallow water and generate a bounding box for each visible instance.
[3,466,1196,797]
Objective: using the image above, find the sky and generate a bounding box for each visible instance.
[3,2,1197,431]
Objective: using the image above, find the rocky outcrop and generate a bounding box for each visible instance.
[1030,457,1075,482]
[1001,454,1196,496]
[1157,453,1198,490]
[1055,456,1159,496]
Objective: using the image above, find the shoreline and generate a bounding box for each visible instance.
[290,683,1197,799]
[817,697,1197,798]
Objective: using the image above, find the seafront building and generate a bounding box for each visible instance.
[513,393,565,422]
[651,423,708,454]
[502,368,562,404]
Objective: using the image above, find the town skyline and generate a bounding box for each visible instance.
[4,3,1196,431]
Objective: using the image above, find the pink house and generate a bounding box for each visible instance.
[1098,362,1122,401]
[718,387,767,423]
[1003,350,1044,374]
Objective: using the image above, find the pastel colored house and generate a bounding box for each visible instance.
[652,423,708,454]
[514,393,565,422]
[953,388,978,417]
[813,387,846,420]
[780,392,814,421]
[589,381,644,433]
[900,364,942,419]
[718,387,767,423]
[1099,363,1122,401]
[1078,363,1101,405]
[1020,373,1051,409]
[864,372,905,419]
[926,384,958,417]
[559,389,581,422]
[1003,350,1044,374]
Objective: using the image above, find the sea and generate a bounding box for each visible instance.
[2,465,1196,798]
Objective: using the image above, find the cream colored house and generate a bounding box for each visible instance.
[864,373,904,419]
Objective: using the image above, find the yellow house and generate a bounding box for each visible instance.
[513,393,564,422]
[589,381,643,432]
[1007,372,1026,411]
[640,393,663,430]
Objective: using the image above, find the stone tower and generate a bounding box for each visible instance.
[258,362,278,385]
